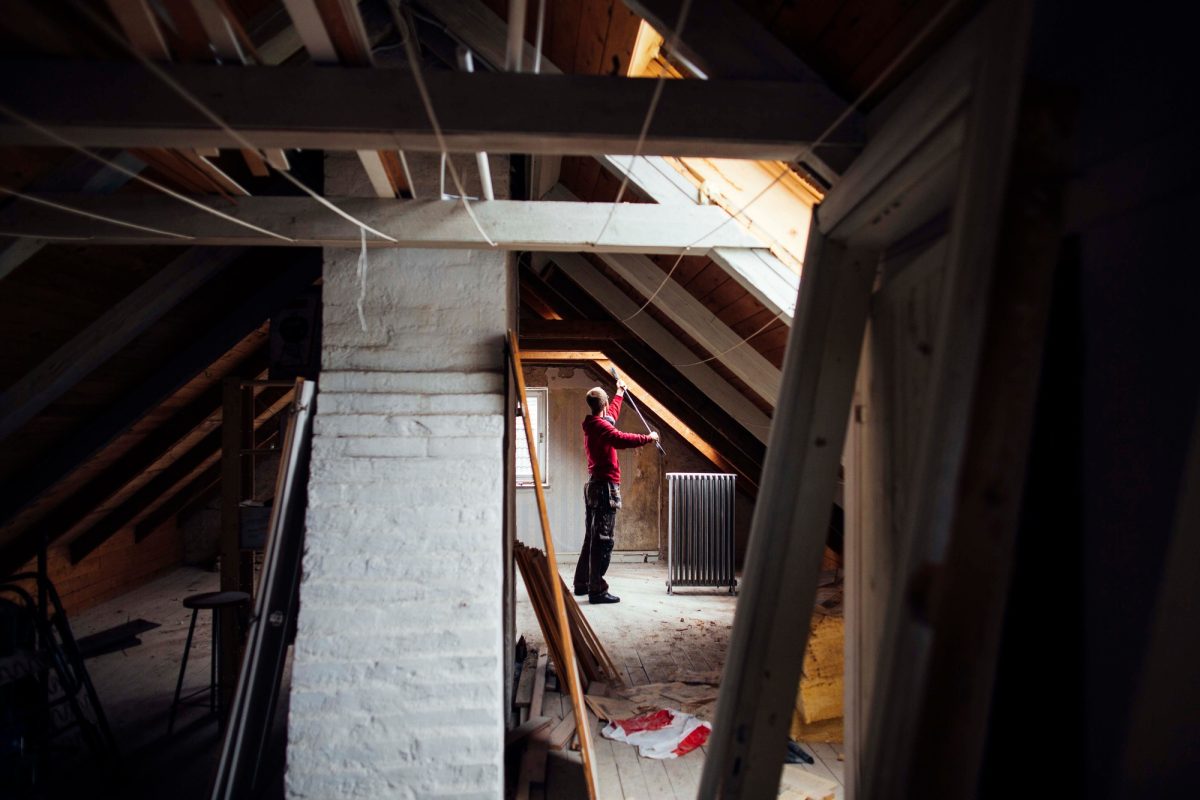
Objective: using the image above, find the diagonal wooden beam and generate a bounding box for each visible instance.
[130,404,293,544]
[14,348,269,558]
[623,0,858,179]
[699,234,877,799]
[0,151,144,281]
[0,58,864,159]
[595,158,800,324]
[0,195,761,252]
[519,319,629,340]
[547,252,772,441]
[529,262,766,483]
[0,247,244,442]
[0,249,320,534]
[67,386,294,563]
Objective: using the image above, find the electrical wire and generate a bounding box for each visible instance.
[0,186,193,241]
[592,0,694,247]
[69,0,398,244]
[651,0,966,370]
[0,101,294,243]
[387,0,496,247]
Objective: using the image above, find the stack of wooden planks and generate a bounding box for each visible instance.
[515,542,623,690]
[508,644,589,799]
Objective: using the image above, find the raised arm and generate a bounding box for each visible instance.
[593,418,653,449]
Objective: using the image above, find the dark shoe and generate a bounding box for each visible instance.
[573,587,588,597]
[588,592,621,604]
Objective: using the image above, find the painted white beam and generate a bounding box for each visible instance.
[589,164,800,320]
[0,59,863,160]
[0,195,762,252]
[428,0,799,318]
[549,252,771,443]
[589,246,782,404]
[547,186,786,399]
[0,246,243,441]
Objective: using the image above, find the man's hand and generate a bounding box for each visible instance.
[649,431,660,442]
[615,379,627,397]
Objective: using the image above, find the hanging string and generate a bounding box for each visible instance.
[592,0,695,246]
[676,0,965,254]
[0,186,193,241]
[68,0,398,244]
[387,0,496,247]
[638,0,965,369]
[0,101,294,243]
[356,227,369,332]
[532,0,547,75]
[670,309,786,368]
[619,248,690,323]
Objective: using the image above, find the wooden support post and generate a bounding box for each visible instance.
[860,4,1035,796]
[905,83,1073,798]
[218,380,243,719]
[508,331,598,800]
[698,233,877,799]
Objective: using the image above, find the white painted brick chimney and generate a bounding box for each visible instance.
[286,153,509,798]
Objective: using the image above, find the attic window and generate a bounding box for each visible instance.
[516,388,549,487]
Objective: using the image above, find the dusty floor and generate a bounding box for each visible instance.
[40,566,290,800]
[516,561,845,800]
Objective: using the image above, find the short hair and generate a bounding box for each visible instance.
[586,387,606,415]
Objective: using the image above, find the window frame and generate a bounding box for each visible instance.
[515,387,549,488]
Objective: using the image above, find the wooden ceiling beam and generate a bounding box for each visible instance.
[0,250,320,540]
[0,195,761,252]
[518,319,629,340]
[0,59,864,159]
[623,0,859,179]
[14,349,269,564]
[545,185,783,402]
[0,247,245,443]
[0,151,143,282]
[67,386,294,563]
[527,262,766,479]
[547,251,772,442]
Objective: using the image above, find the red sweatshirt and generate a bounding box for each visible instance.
[582,395,654,484]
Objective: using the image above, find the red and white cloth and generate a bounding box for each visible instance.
[600,709,711,759]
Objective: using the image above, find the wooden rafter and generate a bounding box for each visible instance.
[0,251,320,551]
[0,247,244,442]
[0,195,762,252]
[0,59,865,160]
[67,386,294,563]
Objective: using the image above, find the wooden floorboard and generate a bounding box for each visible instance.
[810,741,845,785]
[610,731,653,799]
[517,563,844,800]
[592,711,625,800]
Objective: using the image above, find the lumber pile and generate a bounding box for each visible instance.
[507,644,587,798]
[515,542,623,689]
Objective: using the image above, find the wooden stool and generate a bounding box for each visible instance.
[167,590,250,733]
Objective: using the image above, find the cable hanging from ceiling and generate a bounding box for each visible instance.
[652,0,967,371]
[591,0,695,248]
[387,0,496,247]
[0,185,193,241]
[0,101,294,244]
[68,0,399,246]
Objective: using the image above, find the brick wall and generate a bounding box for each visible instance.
[286,155,510,799]
[15,518,184,615]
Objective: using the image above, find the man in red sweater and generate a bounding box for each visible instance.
[573,380,659,604]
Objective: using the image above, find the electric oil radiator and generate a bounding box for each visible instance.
[666,472,737,595]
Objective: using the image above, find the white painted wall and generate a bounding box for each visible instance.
[286,154,509,798]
